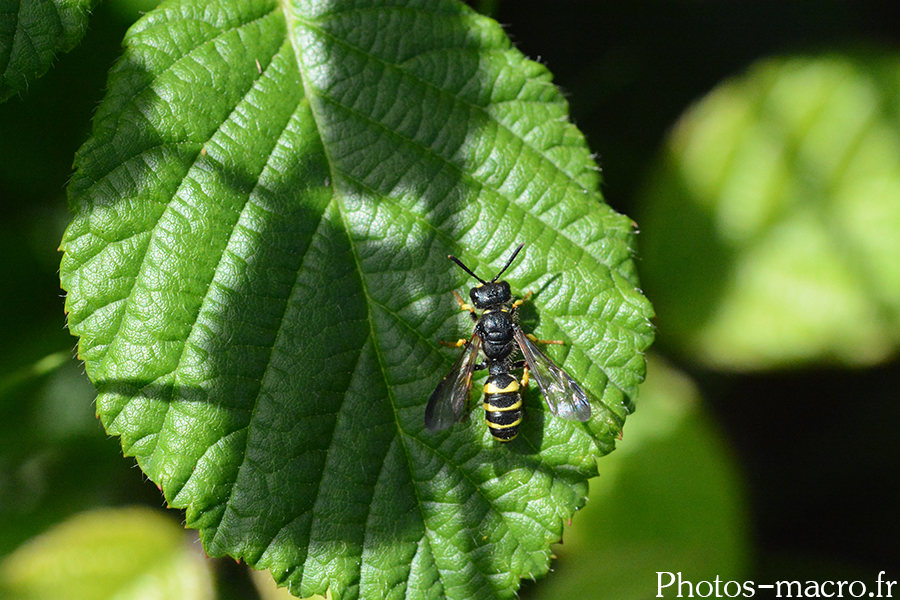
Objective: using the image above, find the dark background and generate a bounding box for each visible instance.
[491,0,900,582]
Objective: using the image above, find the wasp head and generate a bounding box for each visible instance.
[448,243,524,309]
[469,280,511,309]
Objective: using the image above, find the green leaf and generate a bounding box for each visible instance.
[0,507,214,600]
[0,0,97,102]
[639,52,900,370]
[59,1,654,598]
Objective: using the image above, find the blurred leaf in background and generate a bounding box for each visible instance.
[0,356,145,557]
[0,507,213,600]
[0,0,98,102]
[639,52,900,370]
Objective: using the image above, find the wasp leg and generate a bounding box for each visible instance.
[512,290,534,309]
[453,290,478,323]
[439,338,469,348]
[526,333,564,345]
[508,360,529,387]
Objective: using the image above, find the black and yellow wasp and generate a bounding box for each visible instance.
[424,243,592,442]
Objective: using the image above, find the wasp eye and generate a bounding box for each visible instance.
[497,281,511,302]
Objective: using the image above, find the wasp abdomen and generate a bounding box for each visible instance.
[483,373,523,442]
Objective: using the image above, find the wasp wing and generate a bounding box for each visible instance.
[424,335,482,432]
[513,326,592,422]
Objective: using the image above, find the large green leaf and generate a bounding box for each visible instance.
[59,0,654,598]
[0,0,97,102]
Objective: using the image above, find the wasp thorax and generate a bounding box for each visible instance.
[470,281,511,309]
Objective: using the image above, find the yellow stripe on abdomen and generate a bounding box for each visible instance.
[483,379,520,395]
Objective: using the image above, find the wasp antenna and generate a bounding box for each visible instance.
[448,254,486,284]
[491,243,525,282]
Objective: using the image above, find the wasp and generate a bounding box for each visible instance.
[424,243,592,442]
